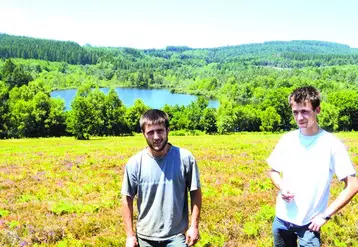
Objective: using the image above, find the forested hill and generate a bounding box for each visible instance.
[1,33,358,67]
[1,33,358,139]
[0,33,96,64]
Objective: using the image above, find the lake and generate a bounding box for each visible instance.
[50,88,219,110]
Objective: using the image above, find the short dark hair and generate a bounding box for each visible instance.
[140,109,169,131]
[289,86,320,110]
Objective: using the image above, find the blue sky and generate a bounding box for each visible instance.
[1,0,358,49]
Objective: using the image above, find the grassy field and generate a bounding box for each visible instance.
[0,132,357,247]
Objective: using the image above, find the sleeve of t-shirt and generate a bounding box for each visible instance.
[267,135,287,172]
[186,152,201,191]
[121,157,138,198]
[331,139,356,181]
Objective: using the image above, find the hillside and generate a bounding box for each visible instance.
[0,33,95,64]
[1,33,358,67]
[0,33,358,139]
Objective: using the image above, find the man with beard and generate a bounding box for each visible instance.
[267,86,358,246]
[121,109,202,247]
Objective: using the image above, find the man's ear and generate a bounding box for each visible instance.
[315,106,321,114]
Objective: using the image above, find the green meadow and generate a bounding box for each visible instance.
[1,132,357,247]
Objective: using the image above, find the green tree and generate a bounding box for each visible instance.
[200,108,217,133]
[2,59,33,88]
[87,88,106,135]
[259,107,281,132]
[161,104,187,131]
[2,59,16,79]
[235,105,261,132]
[217,100,237,134]
[185,96,208,131]
[327,90,358,131]
[7,82,55,137]
[67,96,92,139]
[31,91,52,136]
[103,89,129,135]
[257,87,293,130]
[0,81,9,138]
[126,99,149,133]
[48,98,67,136]
[318,102,339,132]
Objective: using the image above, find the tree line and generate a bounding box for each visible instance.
[1,58,357,139]
[1,33,358,139]
[0,34,96,64]
[2,33,358,68]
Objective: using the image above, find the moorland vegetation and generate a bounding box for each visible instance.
[0,133,357,246]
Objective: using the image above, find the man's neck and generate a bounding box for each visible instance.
[147,144,170,158]
[300,124,320,136]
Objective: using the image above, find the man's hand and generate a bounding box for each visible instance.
[126,235,138,247]
[185,226,200,246]
[308,214,328,232]
[281,189,294,203]
[269,169,294,203]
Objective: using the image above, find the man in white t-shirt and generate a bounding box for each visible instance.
[267,86,358,247]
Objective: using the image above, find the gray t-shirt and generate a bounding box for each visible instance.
[121,144,201,241]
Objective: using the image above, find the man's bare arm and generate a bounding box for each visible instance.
[308,176,358,231]
[268,169,284,191]
[122,195,138,247]
[268,169,294,202]
[309,175,358,231]
[326,175,358,216]
[186,188,202,246]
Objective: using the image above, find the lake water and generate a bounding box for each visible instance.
[50,88,219,110]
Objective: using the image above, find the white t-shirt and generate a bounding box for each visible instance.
[267,129,356,226]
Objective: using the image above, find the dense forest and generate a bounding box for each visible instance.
[0,33,357,139]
